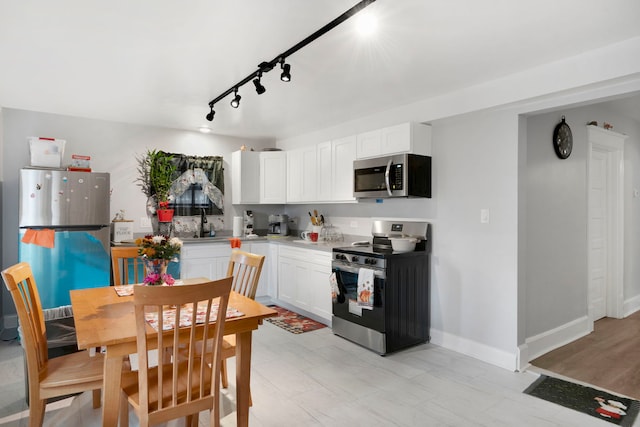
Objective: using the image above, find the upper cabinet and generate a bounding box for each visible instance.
[260,151,287,204]
[330,136,357,202]
[356,122,432,159]
[231,151,260,204]
[286,145,317,203]
[232,150,286,205]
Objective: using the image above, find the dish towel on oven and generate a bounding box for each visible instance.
[357,268,374,310]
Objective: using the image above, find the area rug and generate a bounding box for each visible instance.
[524,375,640,426]
[265,305,327,334]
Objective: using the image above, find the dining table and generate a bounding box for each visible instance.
[70,277,277,427]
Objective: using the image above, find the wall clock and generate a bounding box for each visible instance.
[553,116,573,159]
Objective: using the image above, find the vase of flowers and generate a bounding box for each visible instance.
[135,234,183,286]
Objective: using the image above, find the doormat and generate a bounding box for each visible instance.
[524,375,640,426]
[265,305,327,334]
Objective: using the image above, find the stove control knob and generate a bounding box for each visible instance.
[365,258,376,265]
[335,254,345,261]
[351,256,359,263]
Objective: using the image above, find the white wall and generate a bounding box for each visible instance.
[523,105,640,359]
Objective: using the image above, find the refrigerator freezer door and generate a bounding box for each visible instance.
[19,169,110,227]
[18,227,111,310]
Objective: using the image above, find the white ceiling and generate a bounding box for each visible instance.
[1,0,639,140]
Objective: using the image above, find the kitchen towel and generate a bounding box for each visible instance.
[21,228,55,248]
[233,216,243,237]
[357,268,374,310]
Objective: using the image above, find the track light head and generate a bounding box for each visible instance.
[253,73,266,95]
[206,105,215,121]
[230,88,241,108]
[280,62,291,82]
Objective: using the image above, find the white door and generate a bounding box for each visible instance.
[587,126,626,321]
[588,149,607,320]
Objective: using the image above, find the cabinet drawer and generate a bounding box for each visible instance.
[181,243,231,259]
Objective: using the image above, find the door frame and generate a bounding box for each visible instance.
[587,126,626,322]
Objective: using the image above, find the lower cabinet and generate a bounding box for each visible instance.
[180,242,271,299]
[277,246,332,324]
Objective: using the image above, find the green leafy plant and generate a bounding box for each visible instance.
[136,149,177,204]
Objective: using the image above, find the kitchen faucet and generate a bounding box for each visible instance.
[199,208,208,238]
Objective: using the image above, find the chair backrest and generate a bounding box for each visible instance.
[226,250,265,299]
[132,277,232,423]
[1,262,48,386]
[111,246,145,285]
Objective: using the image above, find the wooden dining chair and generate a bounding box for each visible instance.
[1,262,104,427]
[111,246,145,285]
[119,276,232,427]
[220,250,265,389]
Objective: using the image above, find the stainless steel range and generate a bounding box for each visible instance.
[331,219,431,355]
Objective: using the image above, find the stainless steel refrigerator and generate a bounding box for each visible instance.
[19,168,111,310]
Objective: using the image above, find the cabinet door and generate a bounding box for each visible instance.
[260,152,287,203]
[286,146,316,203]
[356,129,382,159]
[181,257,218,280]
[307,259,332,320]
[381,122,411,154]
[231,151,260,204]
[249,242,270,298]
[277,256,297,305]
[316,141,333,201]
[331,135,357,201]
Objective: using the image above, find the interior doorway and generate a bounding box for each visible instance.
[587,125,627,322]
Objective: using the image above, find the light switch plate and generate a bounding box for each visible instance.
[140,216,151,228]
[480,209,490,224]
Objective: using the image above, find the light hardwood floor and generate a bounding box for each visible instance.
[1,320,638,426]
[531,310,640,400]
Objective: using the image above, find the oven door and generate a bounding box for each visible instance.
[331,263,385,332]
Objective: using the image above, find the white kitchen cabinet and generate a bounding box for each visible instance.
[286,145,317,203]
[181,241,273,300]
[248,241,270,299]
[231,150,260,204]
[356,122,432,159]
[277,246,332,323]
[180,243,231,280]
[316,141,333,201]
[260,151,287,204]
[331,135,357,202]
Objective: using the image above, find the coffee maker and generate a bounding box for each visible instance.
[243,210,254,235]
[268,214,289,236]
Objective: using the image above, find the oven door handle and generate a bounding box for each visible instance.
[333,264,385,279]
[384,159,393,196]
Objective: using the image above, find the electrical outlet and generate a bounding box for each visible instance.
[289,217,298,226]
[480,209,490,224]
[141,216,151,228]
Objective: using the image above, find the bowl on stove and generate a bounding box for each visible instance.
[389,237,417,252]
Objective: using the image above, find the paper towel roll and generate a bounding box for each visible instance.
[233,216,243,237]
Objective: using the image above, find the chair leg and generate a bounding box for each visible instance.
[221,359,228,388]
[29,398,46,427]
[119,392,130,427]
[92,389,101,409]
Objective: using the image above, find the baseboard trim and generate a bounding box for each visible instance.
[624,294,640,317]
[430,328,518,371]
[523,315,591,362]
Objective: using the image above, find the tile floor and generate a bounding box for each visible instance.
[0,322,635,426]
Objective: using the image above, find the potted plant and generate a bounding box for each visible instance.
[136,149,177,223]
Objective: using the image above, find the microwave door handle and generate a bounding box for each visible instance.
[384,159,393,196]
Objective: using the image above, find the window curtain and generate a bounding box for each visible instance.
[165,152,224,215]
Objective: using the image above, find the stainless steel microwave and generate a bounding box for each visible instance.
[353,153,431,199]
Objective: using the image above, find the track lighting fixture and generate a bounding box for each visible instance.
[205,0,376,121]
[206,105,215,121]
[253,72,266,94]
[230,88,241,108]
[280,60,291,82]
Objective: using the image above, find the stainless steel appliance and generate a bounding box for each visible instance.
[18,168,111,309]
[243,210,254,235]
[267,214,289,236]
[332,219,431,354]
[353,153,431,199]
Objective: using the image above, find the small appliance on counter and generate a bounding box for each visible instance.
[268,214,289,236]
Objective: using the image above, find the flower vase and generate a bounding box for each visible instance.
[142,258,170,286]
